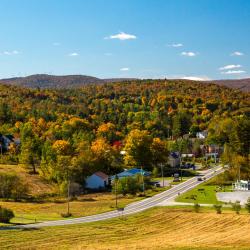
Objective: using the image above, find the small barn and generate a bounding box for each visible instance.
[85,171,109,189]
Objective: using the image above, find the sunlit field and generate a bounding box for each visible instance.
[1,207,250,250]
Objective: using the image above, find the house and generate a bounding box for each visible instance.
[112,168,151,180]
[196,130,208,139]
[85,171,109,189]
[168,152,180,167]
[181,153,194,158]
[0,134,20,152]
[233,180,250,191]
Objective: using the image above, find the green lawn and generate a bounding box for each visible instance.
[175,182,232,204]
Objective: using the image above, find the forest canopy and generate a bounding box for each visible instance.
[0,79,249,186]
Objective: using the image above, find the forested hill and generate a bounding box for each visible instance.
[0,74,104,89]
[0,79,249,135]
[0,74,250,92]
[212,78,250,92]
[0,79,249,179]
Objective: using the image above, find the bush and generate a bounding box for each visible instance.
[245,197,250,213]
[61,212,72,218]
[213,204,222,214]
[113,176,141,196]
[0,206,15,223]
[0,172,28,200]
[231,201,241,214]
[193,203,201,213]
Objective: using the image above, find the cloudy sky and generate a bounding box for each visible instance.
[0,0,249,80]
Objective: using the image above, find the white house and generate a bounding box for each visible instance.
[233,180,250,191]
[196,131,208,139]
[85,171,109,189]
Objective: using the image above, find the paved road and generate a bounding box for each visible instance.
[10,166,224,229]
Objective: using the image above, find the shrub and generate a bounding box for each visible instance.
[0,206,15,223]
[193,203,201,213]
[0,172,28,200]
[245,197,250,213]
[213,204,222,214]
[61,212,72,218]
[232,201,241,214]
[113,176,141,196]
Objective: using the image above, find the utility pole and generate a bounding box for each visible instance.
[180,154,183,181]
[160,163,164,187]
[66,168,71,216]
[115,175,118,208]
[67,176,70,215]
[141,166,145,194]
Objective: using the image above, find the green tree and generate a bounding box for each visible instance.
[19,123,41,174]
[124,129,153,170]
[172,112,192,138]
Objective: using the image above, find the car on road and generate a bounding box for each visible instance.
[197,177,203,181]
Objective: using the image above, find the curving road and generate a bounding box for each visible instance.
[12,166,224,229]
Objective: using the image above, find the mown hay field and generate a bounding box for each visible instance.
[1,207,250,250]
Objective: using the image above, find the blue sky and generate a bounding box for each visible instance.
[0,0,249,80]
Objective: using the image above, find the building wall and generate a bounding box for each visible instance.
[85,175,107,189]
[168,157,180,167]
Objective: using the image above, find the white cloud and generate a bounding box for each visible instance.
[219,64,242,70]
[231,51,244,56]
[105,32,137,40]
[68,52,79,57]
[181,76,211,81]
[2,50,20,55]
[181,51,197,57]
[168,43,183,47]
[221,70,246,74]
[120,67,130,71]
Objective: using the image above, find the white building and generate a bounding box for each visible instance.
[233,180,250,191]
[85,171,109,189]
[196,131,208,139]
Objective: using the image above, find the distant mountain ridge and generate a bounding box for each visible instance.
[0,74,249,92]
[211,78,250,92]
[0,74,104,89]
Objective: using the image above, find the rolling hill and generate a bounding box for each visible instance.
[0,74,250,92]
[0,74,104,89]
[212,78,250,92]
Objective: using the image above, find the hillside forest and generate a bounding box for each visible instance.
[0,79,249,195]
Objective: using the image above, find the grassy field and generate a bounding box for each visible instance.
[0,193,143,224]
[175,181,231,204]
[1,207,250,250]
[0,186,170,224]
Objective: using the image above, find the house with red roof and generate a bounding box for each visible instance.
[85,171,109,189]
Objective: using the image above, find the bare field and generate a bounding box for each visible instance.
[1,208,250,250]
